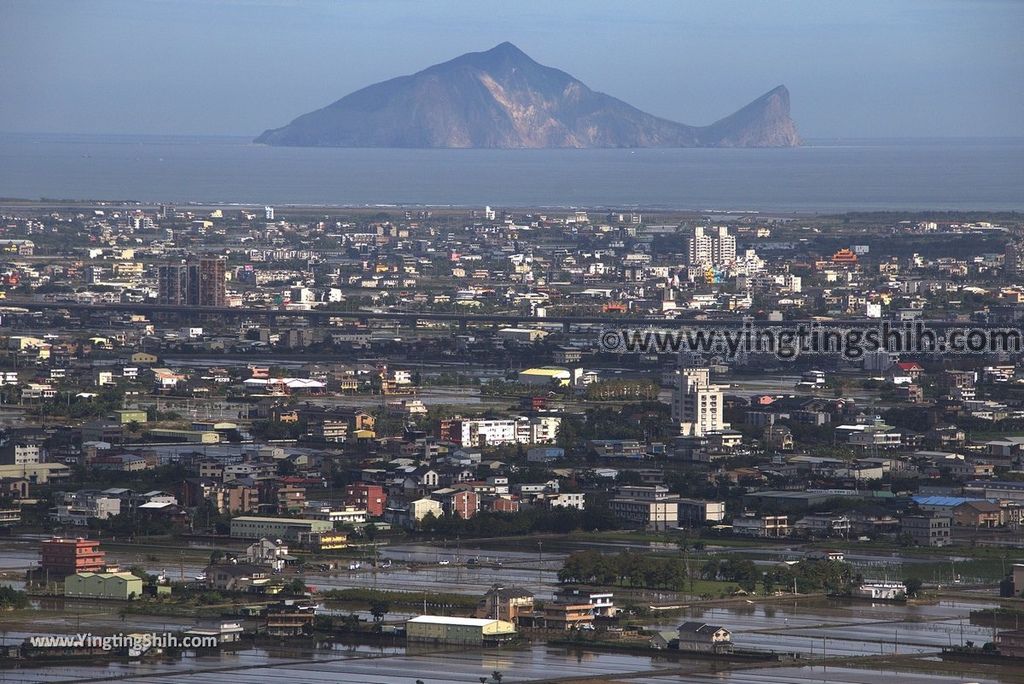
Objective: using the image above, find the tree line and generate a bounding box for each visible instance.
[558,550,858,595]
[558,550,691,590]
[418,503,618,537]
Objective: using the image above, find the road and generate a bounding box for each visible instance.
[1,298,993,330]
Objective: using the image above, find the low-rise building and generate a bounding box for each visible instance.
[298,531,347,552]
[554,588,616,617]
[264,599,316,636]
[901,514,952,547]
[344,483,387,517]
[478,584,535,622]
[300,505,367,526]
[52,490,122,525]
[229,515,333,541]
[609,485,679,531]
[794,513,852,538]
[64,572,142,600]
[206,563,271,592]
[406,615,516,645]
[676,622,733,654]
[431,488,479,519]
[677,498,726,525]
[517,366,572,387]
[732,514,790,538]
[0,442,41,465]
[519,603,595,630]
[40,537,105,577]
[953,500,1003,528]
[995,629,1024,658]
[548,492,585,510]
[183,621,244,647]
[245,538,290,571]
[590,439,646,459]
[0,462,70,484]
[852,581,906,600]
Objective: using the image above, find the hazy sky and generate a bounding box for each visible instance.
[2,0,1022,138]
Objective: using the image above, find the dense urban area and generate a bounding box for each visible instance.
[0,201,1023,682]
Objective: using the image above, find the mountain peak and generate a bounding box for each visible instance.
[255,46,800,148]
[486,41,526,56]
[452,41,537,70]
[702,85,800,147]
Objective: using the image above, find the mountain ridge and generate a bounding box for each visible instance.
[256,42,800,149]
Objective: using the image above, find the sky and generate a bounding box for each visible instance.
[1,0,1022,139]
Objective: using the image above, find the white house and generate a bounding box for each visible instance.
[245,538,290,571]
[852,580,906,600]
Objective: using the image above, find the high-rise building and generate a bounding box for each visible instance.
[157,264,188,305]
[672,367,729,436]
[1006,241,1024,274]
[189,258,226,307]
[265,205,275,220]
[712,226,736,264]
[158,258,225,307]
[685,226,736,268]
[685,226,713,266]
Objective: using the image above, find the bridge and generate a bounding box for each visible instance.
[0,298,999,331]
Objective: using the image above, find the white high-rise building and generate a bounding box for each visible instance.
[264,206,275,221]
[484,206,496,221]
[713,226,736,264]
[686,226,714,266]
[685,226,736,268]
[672,367,729,436]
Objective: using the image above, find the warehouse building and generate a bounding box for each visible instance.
[405,615,516,645]
[64,572,143,600]
[229,516,333,541]
[517,367,572,387]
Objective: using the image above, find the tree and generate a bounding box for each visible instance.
[555,416,582,453]
[369,598,390,623]
[903,577,923,598]
[0,586,29,609]
[127,565,153,583]
[492,672,503,683]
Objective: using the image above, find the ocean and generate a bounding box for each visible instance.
[0,133,1021,212]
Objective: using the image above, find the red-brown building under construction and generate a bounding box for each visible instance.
[40,537,105,577]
